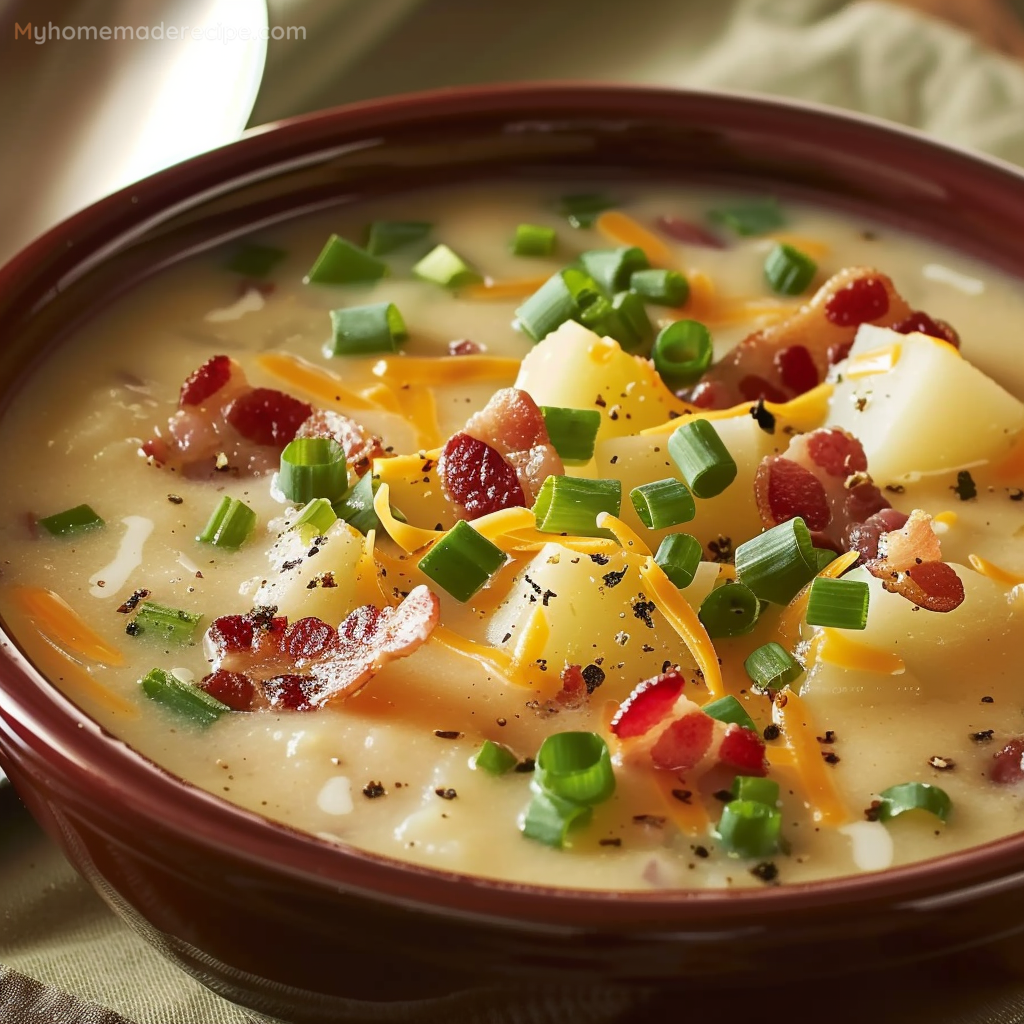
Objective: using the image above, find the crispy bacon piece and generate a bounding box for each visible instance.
[845,508,910,563]
[225,388,312,448]
[555,664,588,708]
[687,268,913,408]
[201,586,440,710]
[611,669,768,777]
[754,427,889,552]
[438,387,562,519]
[295,409,386,478]
[891,311,960,349]
[654,215,725,249]
[992,739,1024,785]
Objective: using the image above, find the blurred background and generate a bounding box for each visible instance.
[2,0,1024,266]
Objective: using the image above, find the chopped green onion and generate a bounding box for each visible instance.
[764,243,817,296]
[653,533,702,589]
[225,243,286,278]
[534,731,616,805]
[474,739,518,775]
[197,497,256,550]
[512,223,557,257]
[291,498,337,536]
[611,290,653,351]
[279,438,348,505]
[652,320,714,388]
[515,268,602,342]
[558,193,615,229]
[814,547,839,572]
[413,244,482,289]
[521,789,592,848]
[734,517,818,605]
[579,294,642,350]
[630,479,696,530]
[716,799,782,858]
[732,775,780,806]
[703,694,758,733]
[708,197,784,237]
[38,504,104,537]
[532,476,621,538]
[332,473,405,536]
[540,406,601,465]
[579,247,649,294]
[417,519,506,602]
[139,667,229,727]
[327,302,407,357]
[698,582,760,638]
[129,602,202,645]
[876,782,952,823]
[304,234,388,285]
[366,220,431,256]
[629,268,689,307]
[806,576,870,630]
[744,642,803,694]
[667,419,737,498]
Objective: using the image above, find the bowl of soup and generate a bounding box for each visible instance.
[0,85,1022,1022]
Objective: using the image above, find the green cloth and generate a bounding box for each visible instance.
[6,1,1024,1021]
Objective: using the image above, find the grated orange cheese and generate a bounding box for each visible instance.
[370,354,521,386]
[256,352,380,411]
[595,511,651,557]
[509,605,551,686]
[594,210,674,267]
[808,629,906,676]
[13,586,125,666]
[372,483,441,553]
[403,386,442,449]
[845,344,901,379]
[968,553,1024,587]
[430,625,515,680]
[462,276,551,301]
[651,772,711,836]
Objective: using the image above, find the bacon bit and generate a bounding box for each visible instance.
[437,432,526,519]
[208,614,255,653]
[448,339,484,356]
[296,409,386,477]
[756,457,830,532]
[688,268,912,408]
[200,669,256,711]
[891,310,960,349]
[115,588,151,614]
[556,664,589,708]
[865,559,965,613]
[283,616,337,659]
[878,510,942,569]
[225,388,313,449]
[992,739,1024,784]
[610,669,686,739]
[654,215,725,249]
[180,354,234,406]
[649,712,714,770]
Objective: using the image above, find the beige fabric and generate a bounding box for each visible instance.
[4,1,1024,1021]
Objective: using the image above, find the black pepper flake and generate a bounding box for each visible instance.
[496,717,507,727]
[501,631,512,644]
[864,800,882,821]
[928,755,955,771]
[671,788,693,804]
[981,696,995,704]
[124,620,141,637]
[116,588,151,614]
[610,455,619,465]
[750,399,775,434]
[763,724,781,742]
[581,664,605,693]
[523,573,542,596]
[602,568,627,588]
[821,751,840,765]
[632,814,666,828]
[595,394,607,408]
[362,781,386,799]
[632,598,656,628]
[599,837,622,847]
[590,553,610,566]
[970,729,995,743]
[816,730,836,744]
[281,559,303,572]
[750,861,779,883]
[305,571,338,589]
[435,788,457,800]
[514,758,536,773]
[951,470,977,501]
[692,844,709,858]
[712,789,734,803]
[167,494,184,504]
[541,589,557,607]
[1009,488,1024,502]
[434,730,462,740]
[884,483,905,495]
[707,535,733,563]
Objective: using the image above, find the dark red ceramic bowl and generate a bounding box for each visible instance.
[2,85,1024,1024]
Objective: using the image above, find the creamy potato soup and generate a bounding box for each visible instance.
[1,183,1022,891]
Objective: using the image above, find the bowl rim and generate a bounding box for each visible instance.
[2,80,1024,931]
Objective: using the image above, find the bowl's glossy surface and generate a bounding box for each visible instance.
[2,85,1024,1023]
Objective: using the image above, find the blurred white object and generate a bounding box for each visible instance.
[0,0,267,264]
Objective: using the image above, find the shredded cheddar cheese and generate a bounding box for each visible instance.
[594,210,674,267]
[13,586,125,666]
[652,772,711,836]
[257,352,381,412]
[808,629,906,676]
[845,344,901,379]
[595,512,652,557]
[462,276,551,301]
[968,553,1024,587]
[372,483,441,553]
[403,386,442,450]
[370,354,521,386]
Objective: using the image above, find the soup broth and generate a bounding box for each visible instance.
[1,182,1021,890]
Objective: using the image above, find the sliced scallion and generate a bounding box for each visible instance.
[38,504,104,537]
[197,497,256,550]
[744,642,802,694]
[630,479,696,530]
[732,775,780,806]
[474,739,518,776]
[611,289,653,351]
[327,302,407,356]
[716,799,782,858]
[652,320,714,388]
[668,419,737,499]
[512,223,556,257]
[702,694,758,733]
[225,243,286,278]
[629,268,689,307]
[734,518,818,605]
[304,234,388,285]
[291,498,337,536]
[413,244,482,289]
[806,576,870,630]
[814,547,839,572]
[366,220,431,257]
[579,295,639,350]
[764,242,817,296]
[130,602,202,645]
[417,519,506,603]
[698,582,760,638]
[708,197,784,237]
[333,473,405,536]
[540,406,601,466]
[521,789,593,848]
[653,533,702,589]
[279,438,348,505]
[532,476,621,538]
[876,782,952,823]
[558,193,615,229]
[534,732,615,805]
[515,267,602,342]
[139,667,229,727]
[579,246,649,294]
